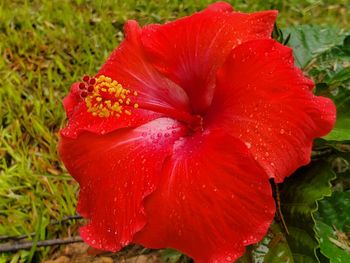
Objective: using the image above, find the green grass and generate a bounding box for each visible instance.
[0,0,348,262]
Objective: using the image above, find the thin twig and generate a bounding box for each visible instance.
[0,236,83,253]
[0,233,36,242]
[0,214,83,242]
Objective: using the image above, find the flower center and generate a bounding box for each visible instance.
[79,75,203,129]
[79,75,138,118]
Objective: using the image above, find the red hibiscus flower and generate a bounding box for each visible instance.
[59,2,336,262]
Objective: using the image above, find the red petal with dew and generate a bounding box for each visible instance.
[61,20,189,138]
[134,130,275,263]
[59,118,187,251]
[207,39,336,182]
[141,2,277,113]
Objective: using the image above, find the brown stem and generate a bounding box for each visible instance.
[275,181,289,235]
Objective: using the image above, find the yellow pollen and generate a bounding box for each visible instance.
[84,75,138,118]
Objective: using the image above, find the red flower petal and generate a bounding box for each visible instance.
[61,20,190,138]
[134,130,275,263]
[141,2,277,113]
[207,39,336,182]
[59,118,187,251]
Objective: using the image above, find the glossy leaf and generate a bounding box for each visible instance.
[284,25,347,68]
[280,161,336,262]
[315,191,350,262]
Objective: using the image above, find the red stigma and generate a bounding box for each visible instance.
[87,85,94,92]
[81,91,88,98]
[89,78,96,85]
[79,82,86,89]
[83,75,90,82]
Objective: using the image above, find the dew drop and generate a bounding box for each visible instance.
[245,142,252,149]
[226,256,232,262]
[280,128,285,134]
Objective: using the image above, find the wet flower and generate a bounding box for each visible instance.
[59,2,335,262]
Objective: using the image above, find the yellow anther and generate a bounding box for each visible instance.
[84,75,138,118]
[98,75,105,82]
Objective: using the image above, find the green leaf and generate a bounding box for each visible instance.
[284,27,350,141]
[280,161,336,262]
[315,222,350,263]
[283,25,347,68]
[236,221,294,263]
[315,191,350,262]
[262,223,294,263]
[161,248,191,263]
[311,37,350,141]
